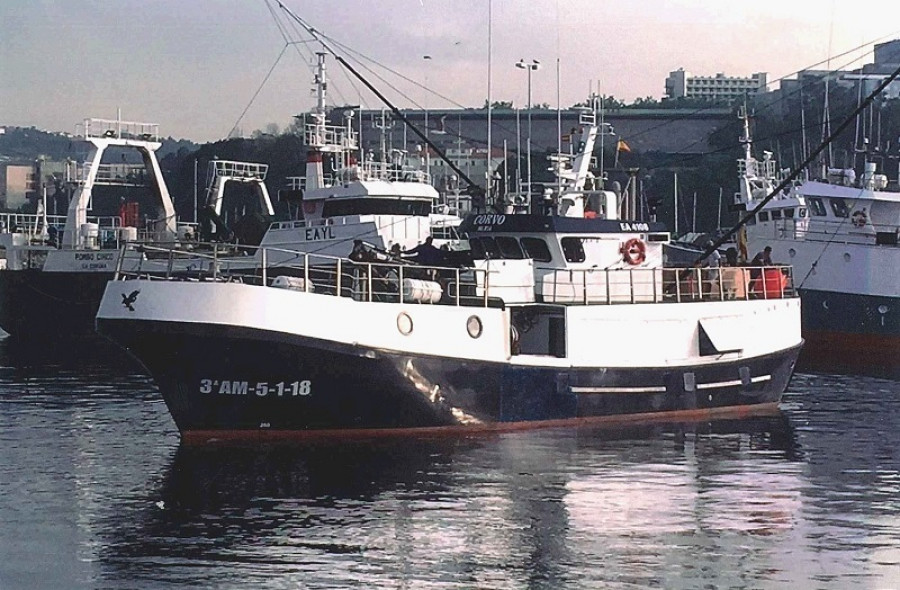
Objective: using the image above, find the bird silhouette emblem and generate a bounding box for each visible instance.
[121,290,140,311]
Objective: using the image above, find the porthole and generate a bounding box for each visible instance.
[843,252,851,262]
[466,315,483,339]
[788,248,796,258]
[397,312,413,335]
[878,305,889,315]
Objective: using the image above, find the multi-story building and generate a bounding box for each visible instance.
[664,69,769,102]
[0,164,36,210]
[768,38,900,113]
[0,159,69,212]
[849,39,900,99]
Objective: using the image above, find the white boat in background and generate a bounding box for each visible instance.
[0,117,188,338]
[0,115,277,339]
[255,52,463,266]
[96,108,803,441]
[734,111,899,377]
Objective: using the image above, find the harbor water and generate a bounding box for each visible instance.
[0,339,897,589]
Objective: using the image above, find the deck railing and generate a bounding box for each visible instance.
[538,265,796,304]
[112,243,797,307]
[114,243,492,307]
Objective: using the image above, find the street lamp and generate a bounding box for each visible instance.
[423,55,432,181]
[516,59,540,199]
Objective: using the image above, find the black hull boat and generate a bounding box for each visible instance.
[96,83,802,442]
[798,290,899,378]
[96,223,803,442]
[99,317,800,442]
[0,269,113,338]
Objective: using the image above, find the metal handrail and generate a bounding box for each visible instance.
[112,244,797,306]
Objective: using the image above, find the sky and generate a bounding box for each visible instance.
[2,0,899,143]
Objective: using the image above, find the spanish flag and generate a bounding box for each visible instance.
[616,138,631,153]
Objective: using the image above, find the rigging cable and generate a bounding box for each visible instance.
[225,43,289,140]
[274,0,485,199]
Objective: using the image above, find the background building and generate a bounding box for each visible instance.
[0,164,35,210]
[0,158,68,212]
[664,69,769,102]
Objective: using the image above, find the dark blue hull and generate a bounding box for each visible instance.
[97,319,801,442]
[799,289,900,377]
[0,269,112,338]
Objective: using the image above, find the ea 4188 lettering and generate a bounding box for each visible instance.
[200,379,312,397]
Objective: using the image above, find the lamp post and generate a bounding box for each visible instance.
[516,59,540,199]
[515,103,521,200]
[423,55,432,181]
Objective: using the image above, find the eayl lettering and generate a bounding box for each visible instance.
[304,226,335,241]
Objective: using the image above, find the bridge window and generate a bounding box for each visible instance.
[520,237,552,262]
[560,237,585,263]
[807,197,827,216]
[496,236,525,259]
[468,237,501,260]
[758,211,769,222]
[322,198,432,217]
[771,209,782,220]
[829,198,849,218]
[784,208,795,218]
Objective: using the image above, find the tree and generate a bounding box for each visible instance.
[482,99,514,109]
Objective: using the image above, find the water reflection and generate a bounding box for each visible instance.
[95,415,804,589]
[1,336,897,590]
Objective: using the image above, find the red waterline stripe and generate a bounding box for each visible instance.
[181,403,781,445]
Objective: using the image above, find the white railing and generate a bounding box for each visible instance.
[286,176,306,191]
[113,244,492,308]
[0,212,67,235]
[209,160,268,181]
[111,243,797,306]
[538,265,795,304]
[78,118,159,142]
[304,122,358,151]
[351,161,431,184]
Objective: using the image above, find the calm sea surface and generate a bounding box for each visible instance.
[0,338,897,590]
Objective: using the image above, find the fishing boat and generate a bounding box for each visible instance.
[0,116,275,339]
[0,117,188,337]
[251,52,464,266]
[95,108,803,442]
[734,111,899,377]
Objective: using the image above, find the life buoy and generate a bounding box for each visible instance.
[621,238,646,265]
[851,209,867,228]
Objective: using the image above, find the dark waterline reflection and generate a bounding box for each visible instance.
[0,338,898,589]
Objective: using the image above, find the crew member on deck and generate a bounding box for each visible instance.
[751,246,773,266]
[724,247,738,267]
[404,236,442,266]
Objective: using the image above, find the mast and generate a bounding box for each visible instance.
[486,0,493,209]
[275,2,484,201]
